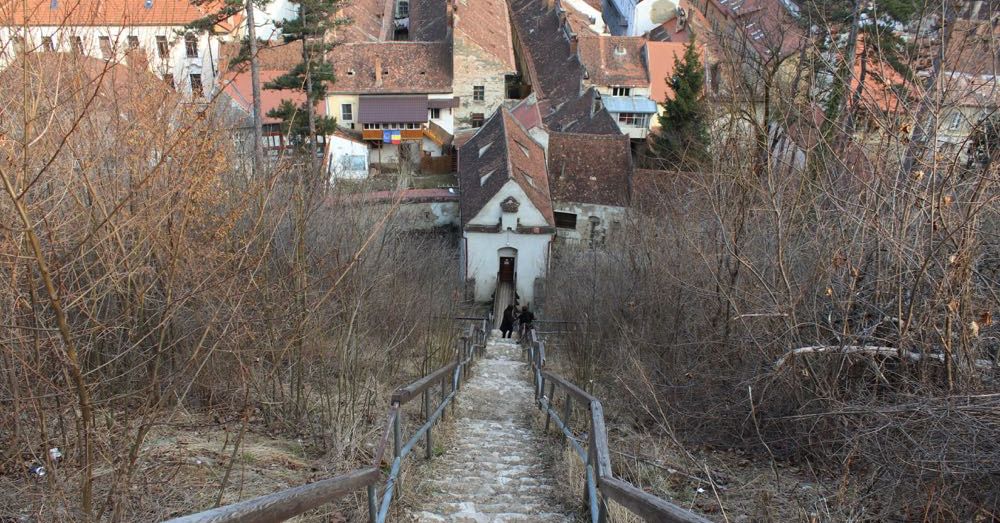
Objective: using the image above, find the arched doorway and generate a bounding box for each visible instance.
[498,247,517,283]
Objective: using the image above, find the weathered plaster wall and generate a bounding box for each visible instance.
[453,34,514,130]
[552,202,626,246]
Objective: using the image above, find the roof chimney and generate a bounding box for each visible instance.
[374,55,383,87]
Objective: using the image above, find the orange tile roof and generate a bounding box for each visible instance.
[219,41,327,125]
[851,36,910,114]
[645,40,688,103]
[0,0,235,27]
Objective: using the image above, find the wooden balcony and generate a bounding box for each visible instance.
[361,128,426,141]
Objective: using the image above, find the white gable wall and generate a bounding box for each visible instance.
[468,180,549,228]
[463,179,552,305]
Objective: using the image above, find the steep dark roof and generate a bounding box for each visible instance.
[547,132,632,206]
[508,0,584,103]
[409,0,449,41]
[458,108,554,227]
[545,87,622,134]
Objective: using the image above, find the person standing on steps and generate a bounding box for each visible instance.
[500,304,517,338]
[518,305,535,340]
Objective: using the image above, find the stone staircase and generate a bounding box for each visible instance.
[406,335,575,522]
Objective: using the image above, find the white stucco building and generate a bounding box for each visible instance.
[0,0,247,99]
[458,108,555,305]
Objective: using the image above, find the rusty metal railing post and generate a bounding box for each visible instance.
[562,393,572,446]
[367,484,377,523]
[545,382,555,431]
[440,376,447,422]
[424,389,433,460]
[393,408,402,460]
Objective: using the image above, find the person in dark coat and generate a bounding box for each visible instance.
[500,304,517,338]
[518,305,535,339]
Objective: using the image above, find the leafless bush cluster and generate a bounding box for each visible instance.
[545,4,1000,514]
[0,52,460,520]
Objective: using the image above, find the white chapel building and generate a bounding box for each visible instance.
[458,108,555,310]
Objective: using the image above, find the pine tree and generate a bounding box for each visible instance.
[265,0,345,161]
[654,37,709,170]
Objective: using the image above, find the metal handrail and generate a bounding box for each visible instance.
[166,318,492,523]
[523,330,711,523]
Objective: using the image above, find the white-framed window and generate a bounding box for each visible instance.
[616,112,649,127]
[396,0,409,17]
[612,86,631,96]
[41,36,54,52]
[948,111,963,130]
[185,33,198,58]
[473,85,485,101]
[190,73,203,97]
[127,35,140,50]
[341,103,353,121]
[156,35,169,58]
[430,107,441,119]
[99,36,112,59]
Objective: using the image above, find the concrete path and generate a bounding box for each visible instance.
[407,335,575,522]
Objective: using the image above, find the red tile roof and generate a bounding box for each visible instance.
[328,41,453,94]
[458,108,554,227]
[453,0,516,69]
[336,0,393,42]
[219,42,327,125]
[577,35,649,88]
[547,132,632,206]
[0,0,235,27]
[851,35,911,114]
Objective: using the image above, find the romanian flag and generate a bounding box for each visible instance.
[390,130,401,144]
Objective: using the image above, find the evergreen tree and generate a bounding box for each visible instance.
[654,37,709,170]
[265,0,345,161]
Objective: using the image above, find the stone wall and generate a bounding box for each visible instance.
[453,36,513,130]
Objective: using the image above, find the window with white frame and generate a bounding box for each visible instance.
[184,33,198,58]
[948,111,963,130]
[612,86,631,96]
[430,107,441,119]
[41,36,54,52]
[473,85,485,101]
[616,112,649,127]
[341,103,353,121]
[99,36,112,59]
[156,35,169,58]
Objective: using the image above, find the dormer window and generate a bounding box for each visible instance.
[480,170,494,186]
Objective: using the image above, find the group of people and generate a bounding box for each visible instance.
[499,304,535,339]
